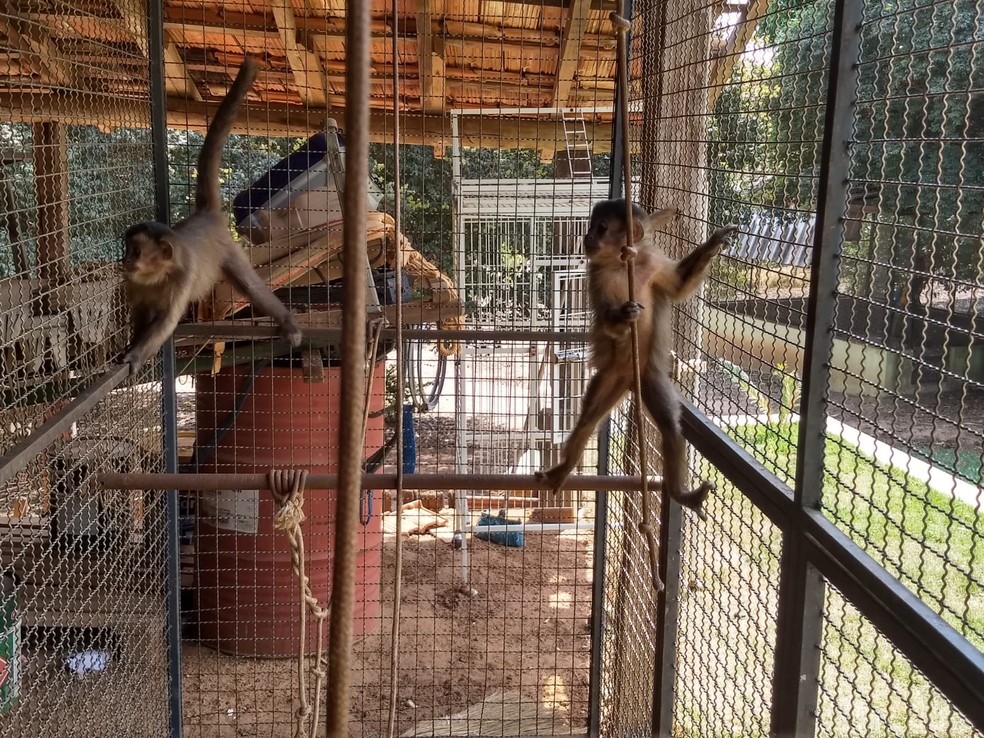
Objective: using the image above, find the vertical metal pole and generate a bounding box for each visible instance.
[630,0,687,732]
[146,0,182,734]
[326,3,370,735]
[586,3,632,733]
[449,113,472,590]
[772,1,862,734]
[587,447,609,738]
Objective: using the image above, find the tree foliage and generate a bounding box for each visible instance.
[709,0,983,294]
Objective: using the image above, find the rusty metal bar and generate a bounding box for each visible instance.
[175,323,592,344]
[0,364,130,488]
[327,3,369,733]
[97,471,661,492]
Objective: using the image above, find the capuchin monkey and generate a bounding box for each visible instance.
[120,58,302,375]
[536,199,738,520]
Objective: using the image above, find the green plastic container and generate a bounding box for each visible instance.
[0,572,19,713]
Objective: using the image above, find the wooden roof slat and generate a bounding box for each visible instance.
[110,0,203,101]
[416,0,447,113]
[0,90,613,149]
[552,0,592,108]
[270,0,329,108]
[0,14,72,88]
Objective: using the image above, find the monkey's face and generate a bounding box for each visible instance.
[122,224,175,285]
[584,199,647,263]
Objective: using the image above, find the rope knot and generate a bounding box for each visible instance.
[269,469,309,530]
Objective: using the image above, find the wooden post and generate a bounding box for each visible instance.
[31,121,70,284]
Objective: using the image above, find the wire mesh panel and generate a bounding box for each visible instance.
[627,0,982,734]
[0,2,170,736]
[825,0,984,653]
[153,0,620,735]
[818,583,978,737]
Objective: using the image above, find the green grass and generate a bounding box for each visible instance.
[671,421,982,737]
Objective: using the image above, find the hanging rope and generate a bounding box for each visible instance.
[272,320,384,737]
[611,1,664,594]
[267,468,327,738]
[386,1,406,734]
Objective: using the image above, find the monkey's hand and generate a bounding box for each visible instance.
[618,300,643,323]
[707,224,739,254]
[120,346,147,377]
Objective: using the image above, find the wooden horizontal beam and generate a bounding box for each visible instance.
[0,92,614,150]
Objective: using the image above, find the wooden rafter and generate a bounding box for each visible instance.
[551,0,592,108]
[162,7,616,53]
[0,15,71,88]
[270,0,329,108]
[0,92,614,151]
[111,0,201,101]
[416,0,446,113]
[707,0,769,109]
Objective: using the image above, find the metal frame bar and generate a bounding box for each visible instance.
[174,323,592,344]
[146,0,182,733]
[0,366,129,488]
[99,472,663,492]
[583,0,630,728]
[680,400,984,731]
[769,0,864,733]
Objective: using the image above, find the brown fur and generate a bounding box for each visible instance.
[536,198,738,519]
[120,58,302,374]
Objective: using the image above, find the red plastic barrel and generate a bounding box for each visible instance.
[193,362,385,657]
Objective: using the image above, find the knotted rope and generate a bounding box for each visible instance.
[611,1,664,594]
[268,468,328,738]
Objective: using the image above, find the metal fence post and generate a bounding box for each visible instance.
[771,0,863,734]
[146,0,183,733]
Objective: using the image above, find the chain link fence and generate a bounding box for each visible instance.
[1,0,981,736]
[0,3,170,736]
[601,0,983,734]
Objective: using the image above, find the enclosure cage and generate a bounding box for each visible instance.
[0,0,982,737]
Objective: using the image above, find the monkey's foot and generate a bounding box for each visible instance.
[120,350,145,377]
[534,465,572,493]
[671,480,715,521]
[280,320,303,348]
[619,300,643,322]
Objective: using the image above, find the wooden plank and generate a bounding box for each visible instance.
[0,92,614,149]
[551,0,593,108]
[416,0,447,113]
[0,15,72,87]
[270,0,329,108]
[110,0,202,100]
[31,121,70,283]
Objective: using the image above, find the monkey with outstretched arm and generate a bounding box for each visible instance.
[536,199,738,520]
[120,58,302,375]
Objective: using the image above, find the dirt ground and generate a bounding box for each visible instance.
[181,525,595,737]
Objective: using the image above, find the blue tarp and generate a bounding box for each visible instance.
[231,132,344,225]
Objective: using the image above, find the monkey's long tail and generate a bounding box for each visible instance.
[194,57,258,213]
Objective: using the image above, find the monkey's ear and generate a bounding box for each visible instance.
[159,238,174,261]
[631,217,645,244]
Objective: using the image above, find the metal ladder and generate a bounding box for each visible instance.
[561,110,594,180]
